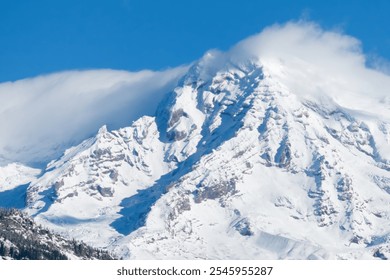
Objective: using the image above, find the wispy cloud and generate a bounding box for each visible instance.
[0,67,187,165]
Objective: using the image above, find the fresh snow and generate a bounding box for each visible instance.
[0,163,40,192]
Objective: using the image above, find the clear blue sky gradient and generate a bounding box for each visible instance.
[1,0,389,82]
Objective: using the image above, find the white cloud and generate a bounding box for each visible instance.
[0,67,187,165]
[228,21,390,117]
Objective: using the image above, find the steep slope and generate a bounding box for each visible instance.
[0,208,114,260]
[25,118,174,249]
[22,22,390,259]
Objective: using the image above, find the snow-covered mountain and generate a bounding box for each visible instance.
[1,22,390,259]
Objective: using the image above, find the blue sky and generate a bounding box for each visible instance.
[1,0,390,82]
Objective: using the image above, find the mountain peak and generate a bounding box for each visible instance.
[97,125,108,135]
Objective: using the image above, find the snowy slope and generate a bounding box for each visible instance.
[0,163,40,192]
[25,118,174,249]
[15,22,390,259]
